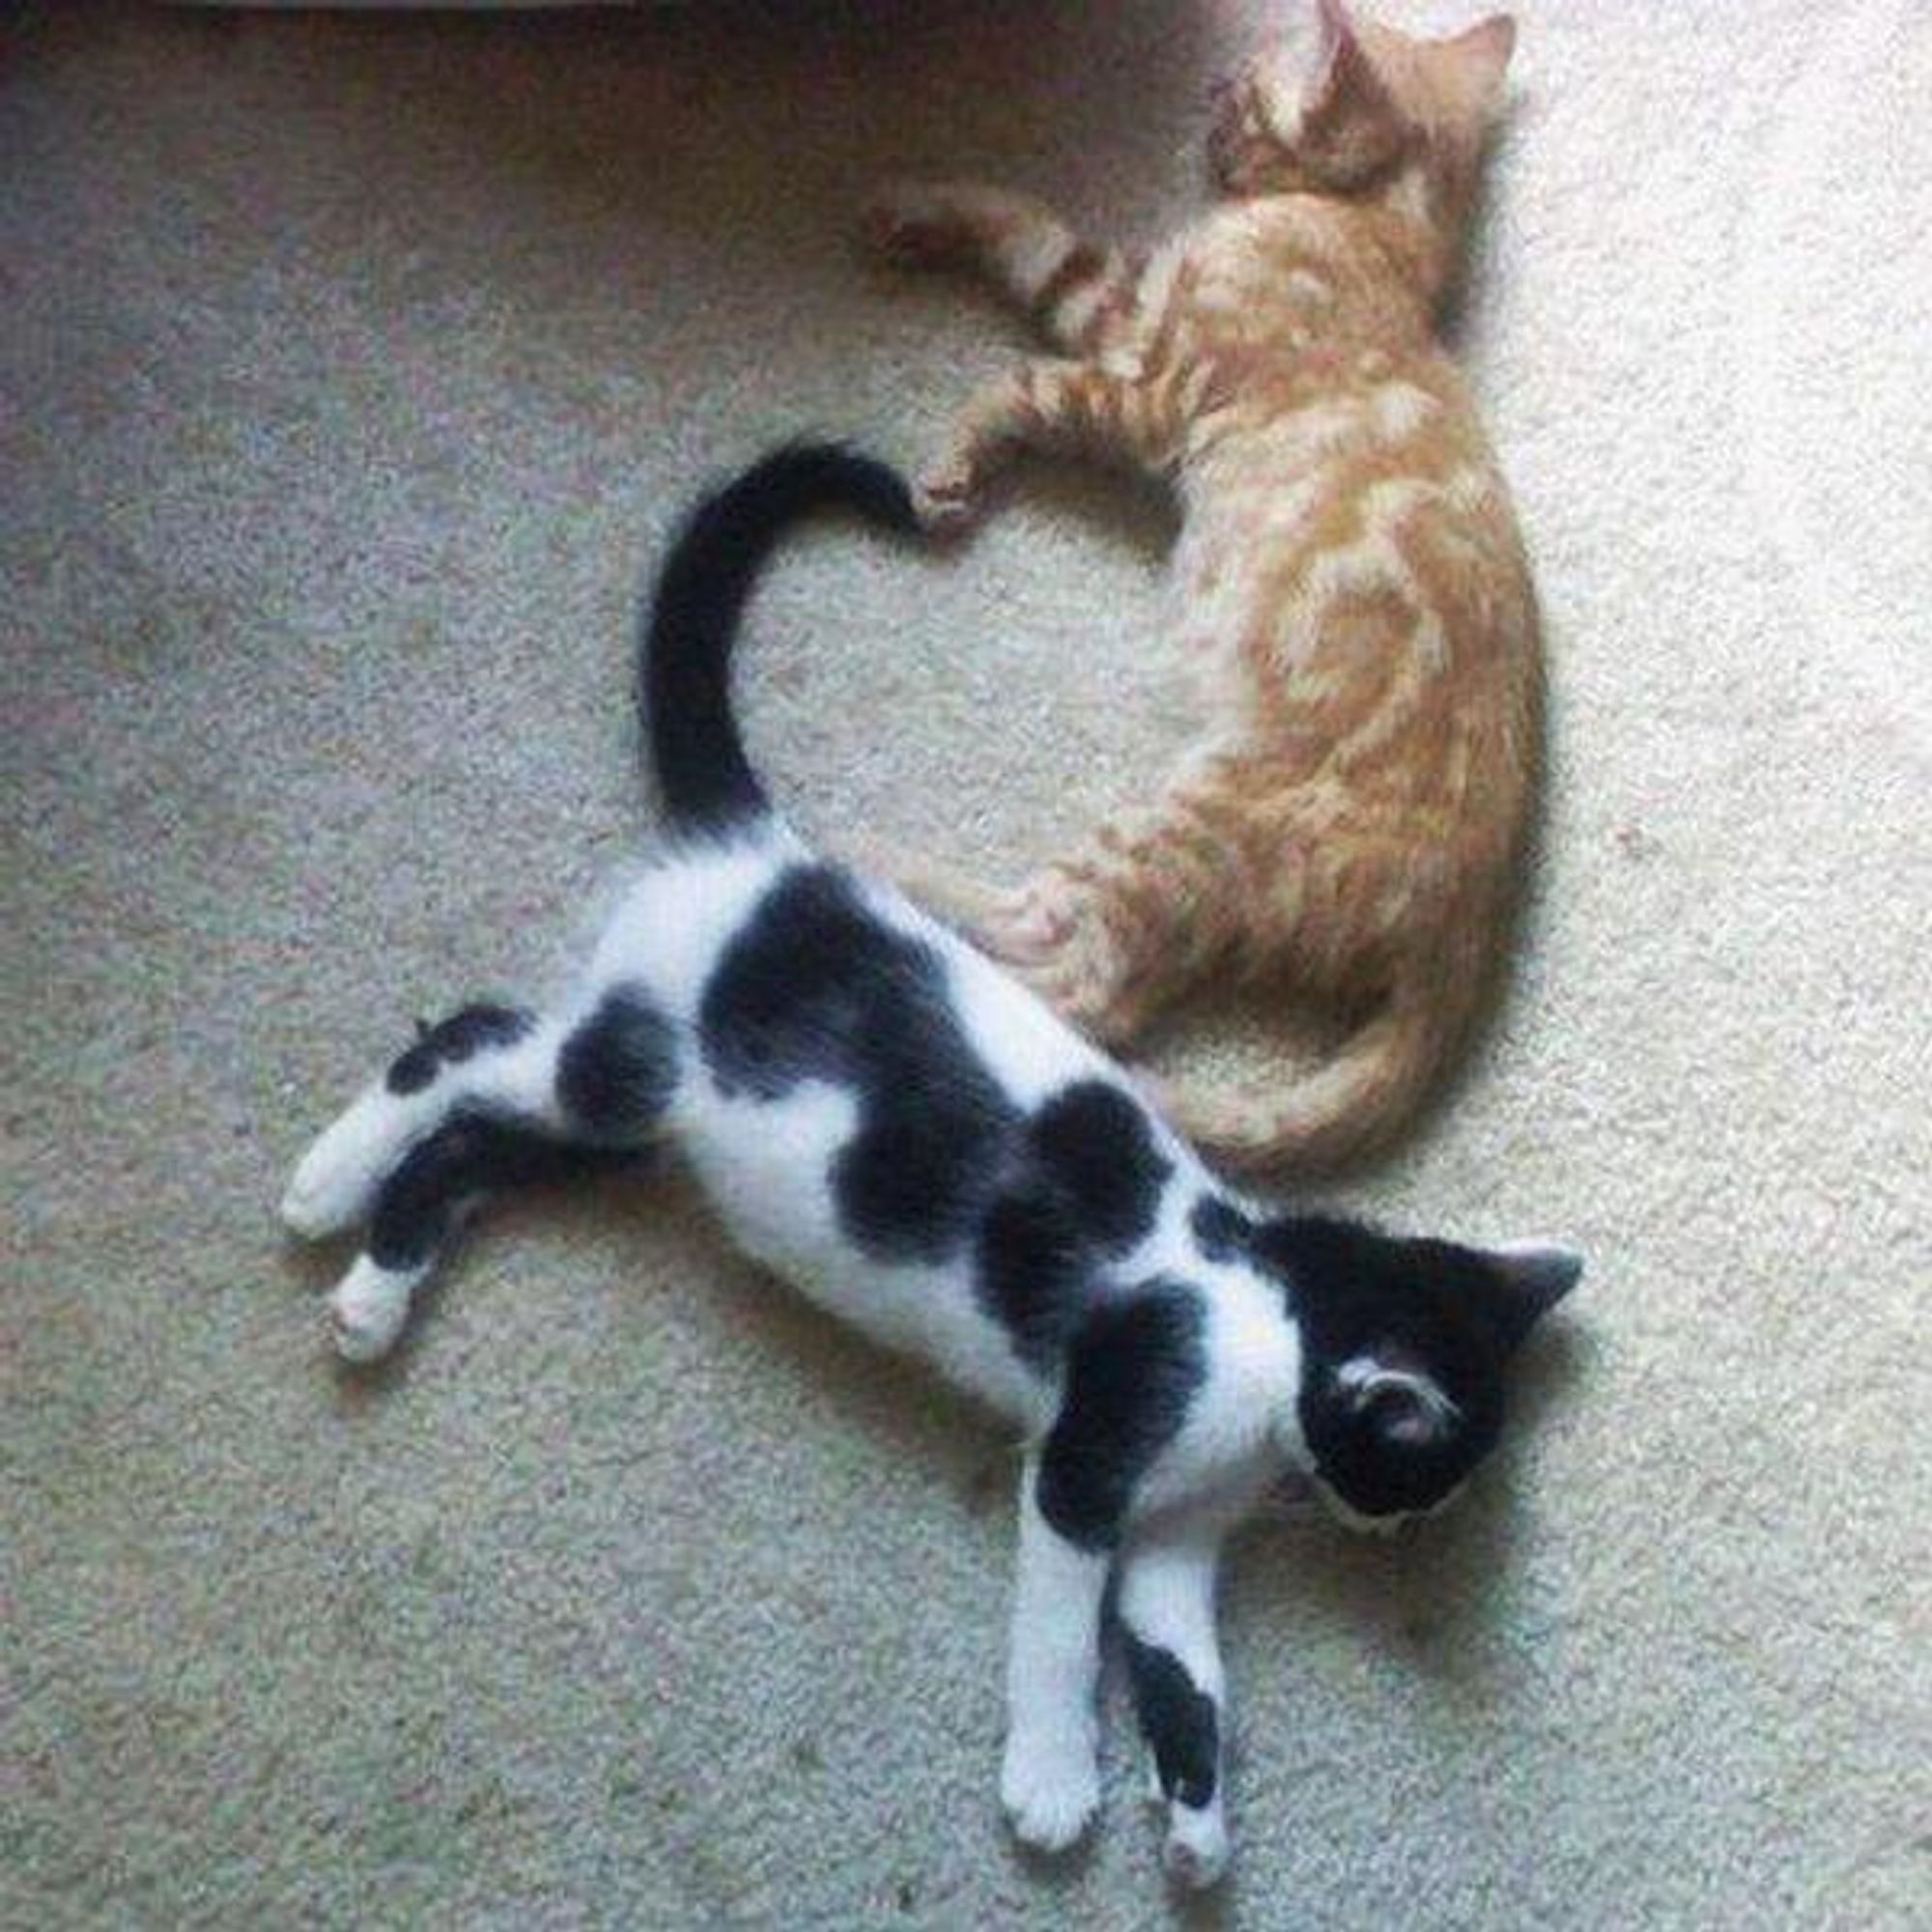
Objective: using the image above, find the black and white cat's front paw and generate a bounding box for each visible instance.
[1161,1797,1230,1890]
[1138,1750,1231,1889]
[326,1257,419,1364]
[1000,1725,1100,1854]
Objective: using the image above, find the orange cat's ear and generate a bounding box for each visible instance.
[1310,0,1381,113]
[1439,13,1517,119]
[1315,0,1357,48]
[1302,0,1406,185]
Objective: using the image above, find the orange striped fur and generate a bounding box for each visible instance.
[866,0,1537,1173]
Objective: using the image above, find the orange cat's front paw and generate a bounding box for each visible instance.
[913,459,982,535]
[863,183,971,268]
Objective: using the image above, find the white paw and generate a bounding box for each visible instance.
[912,466,981,536]
[1000,1729,1099,1853]
[1163,1803,1230,1890]
[327,1259,414,1363]
[280,1094,399,1239]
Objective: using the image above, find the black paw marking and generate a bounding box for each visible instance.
[1189,1194,1255,1264]
[1123,1634,1219,1809]
[385,1004,533,1096]
[558,984,677,1142]
[1029,1082,1171,1252]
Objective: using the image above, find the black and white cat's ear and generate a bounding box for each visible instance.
[1480,1241,1584,1355]
[1336,1356,1461,1449]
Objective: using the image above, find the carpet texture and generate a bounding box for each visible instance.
[4,3,1927,1925]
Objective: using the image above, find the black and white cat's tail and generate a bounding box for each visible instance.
[640,441,920,835]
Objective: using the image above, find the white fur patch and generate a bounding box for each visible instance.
[327,1256,420,1363]
[1370,380,1439,442]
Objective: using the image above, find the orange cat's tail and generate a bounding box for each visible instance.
[1150,974,1479,1174]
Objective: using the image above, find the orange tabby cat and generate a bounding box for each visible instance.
[865,0,1539,1172]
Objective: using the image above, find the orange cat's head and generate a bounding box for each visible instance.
[1209,0,1514,226]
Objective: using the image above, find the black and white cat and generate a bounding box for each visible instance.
[280,445,1580,1889]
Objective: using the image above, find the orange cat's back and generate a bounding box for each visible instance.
[867,1,1548,1171]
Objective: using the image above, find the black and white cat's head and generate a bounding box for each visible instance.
[1199,1202,1579,1526]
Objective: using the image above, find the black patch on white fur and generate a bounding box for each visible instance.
[1028,1082,1171,1251]
[558,985,677,1142]
[366,1111,588,1270]
[1123,1634,1219,1809]
[703,869,1193,1375]
[1189,1193,1254,1264]
[975,1084,1175,1370]
[1037,1282,1206,1550]
[976,1182,1090,1370]
[700,865,1016,1262]
[385,1004,532,1096]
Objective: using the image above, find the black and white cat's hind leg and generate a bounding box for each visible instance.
[280,1004,539,1242]
[280,987,677,1361]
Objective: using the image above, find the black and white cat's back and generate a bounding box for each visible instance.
[279,441,1580,1889]
[477,813,1265,1442]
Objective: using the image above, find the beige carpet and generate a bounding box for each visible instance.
[5,3,1927,1924]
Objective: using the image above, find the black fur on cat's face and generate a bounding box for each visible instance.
[1205,1207,1578,1523]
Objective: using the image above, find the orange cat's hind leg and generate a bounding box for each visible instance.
[997,848,1226,1048]
[995,773,1260,1042]
[1001,870,1161,1046]
[849,834,1159,1047]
